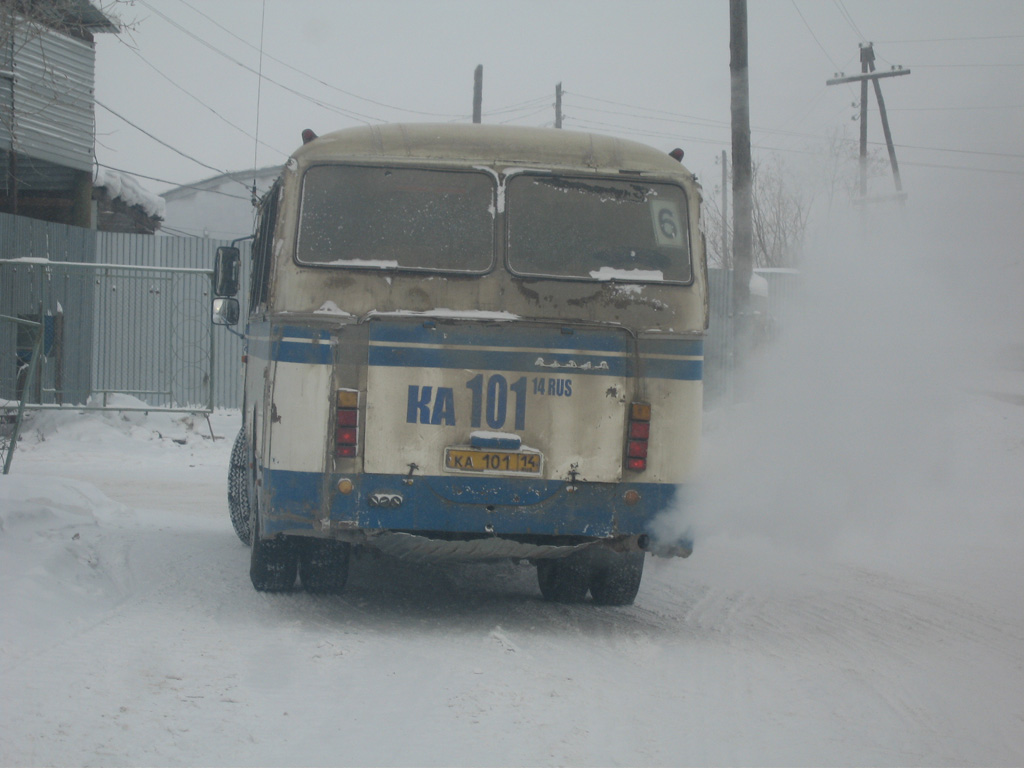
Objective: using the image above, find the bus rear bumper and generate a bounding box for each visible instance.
[260,468,693,557]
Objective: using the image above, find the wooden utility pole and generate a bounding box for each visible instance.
[473,65,483,124]
[859,46,869,196]
[721,150,729,264]
[827,44,910,201]
[729,0,753,322]
[555,82,563,129]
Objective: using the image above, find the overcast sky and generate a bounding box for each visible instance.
[92,0,1023,245]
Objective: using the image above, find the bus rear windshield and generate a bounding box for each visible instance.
[296,165,495,272]
[506,175,692,283]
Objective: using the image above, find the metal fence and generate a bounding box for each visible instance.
[0,212,250,411]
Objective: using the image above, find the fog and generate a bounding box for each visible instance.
[657,183,1024,577]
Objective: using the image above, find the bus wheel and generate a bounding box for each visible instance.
[299,539,351,595]
[227,428,253,545]
[250,508,298,592]
[536,553,591,603]
[589,551,645,606]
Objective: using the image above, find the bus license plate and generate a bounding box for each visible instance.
[444,448,542,475]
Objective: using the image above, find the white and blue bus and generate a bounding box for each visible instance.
[213,123,707,605]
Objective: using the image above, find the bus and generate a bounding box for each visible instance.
[212,123,707,605]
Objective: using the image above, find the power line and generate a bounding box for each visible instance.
[893,143,1024,160]
[118,41,288,159]
[169,0,466,120]
[567,97,1024,161]
[95,99,230,177]
[94,163,255,200]
[831,0,868,42]
[900,160,1024,177]
[875,35,1024,44]
[887,104,1024,112]
[904,62,1024,68]
[567,90,731,128]
[790,0,842,70]
[136,0,380,125]
[484,95,552,117]
[497,105,551,125]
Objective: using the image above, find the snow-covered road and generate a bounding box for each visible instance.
[3,395,1022,766]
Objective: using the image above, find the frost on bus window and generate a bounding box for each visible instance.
[506,175,692,283]
[296,166,496,272]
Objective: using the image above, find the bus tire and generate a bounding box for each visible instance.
[589,551,645,606]
[250,506,298,592]
[227,428,252,545]
[299,539,351,595]
[536,553,591,603]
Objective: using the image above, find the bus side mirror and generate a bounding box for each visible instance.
[214,246,241,297]
[212,297,240,326]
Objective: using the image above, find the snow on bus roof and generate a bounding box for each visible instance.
[294,124,692,176]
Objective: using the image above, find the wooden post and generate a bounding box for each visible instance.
[555,82,562,129]
[473,65,482,124]
[865,49,903,193]
[730,0,753,322]
[859,44,870,199]
[721,150,729,265]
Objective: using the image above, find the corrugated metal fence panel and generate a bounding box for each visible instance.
[1,213,250,409]
[10,19,95,173]
[93,233,250,409]
[0,210,95,261]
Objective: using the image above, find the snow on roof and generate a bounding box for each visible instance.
[93,166,166,220]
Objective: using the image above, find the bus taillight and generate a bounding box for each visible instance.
[335,389,360,457]
[626,402,651,472]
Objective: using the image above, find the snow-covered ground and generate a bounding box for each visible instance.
[2,360,1022,766]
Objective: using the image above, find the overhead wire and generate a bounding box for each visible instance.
[831,0,868,42]
[497,105,551,125]
[904,63,1024,68]
[95,163,256,200]
[118,42,287,159]
[790,0,843,71]
[96,99,229,177]
[135,0,380,125]
[875,35,1024,44]
[170,0,468,120]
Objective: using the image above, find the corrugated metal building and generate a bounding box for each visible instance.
[1,1,117,226]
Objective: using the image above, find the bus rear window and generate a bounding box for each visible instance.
[296,166,495,272]
[506,175,692,283]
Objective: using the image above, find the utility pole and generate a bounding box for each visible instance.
[473,65,483,124]
[555,82,562,129]
[729,0,753,327]
[721,150,729,265]
[826,44,910,202]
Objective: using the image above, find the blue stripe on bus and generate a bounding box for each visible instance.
[274,339,333,365]
[642,358,703,381]
[640,337,704,357]
[250,320,703,378]
[261,468,682,539]
[368,345,702,380]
